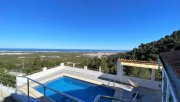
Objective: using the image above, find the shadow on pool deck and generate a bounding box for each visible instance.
[1,96,17,102]
[122,87,162,102]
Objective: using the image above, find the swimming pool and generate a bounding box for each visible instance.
[35,76,115,102]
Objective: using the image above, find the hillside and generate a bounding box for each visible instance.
[119,30,180,61]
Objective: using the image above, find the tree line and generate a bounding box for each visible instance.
[83,57,117,74]
[24,57,62,74]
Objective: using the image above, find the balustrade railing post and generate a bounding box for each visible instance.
[27,78,30,102]
[43,86,46,102]
[15,77,17,93]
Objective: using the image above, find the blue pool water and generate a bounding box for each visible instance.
[35,76,115,102]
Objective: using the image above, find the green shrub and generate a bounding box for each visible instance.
[0,72,16,87]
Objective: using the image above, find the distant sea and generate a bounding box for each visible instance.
[0,48,127,53]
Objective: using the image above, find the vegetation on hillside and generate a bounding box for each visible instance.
[0,64,16,87]
[120,30,180,61]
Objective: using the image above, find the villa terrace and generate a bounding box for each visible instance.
[11,60,162,102]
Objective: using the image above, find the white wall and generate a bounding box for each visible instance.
[64,66,120,81]
[64,66,103,77]
[123,76,161,90]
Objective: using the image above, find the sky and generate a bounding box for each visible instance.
[0,0,180,50]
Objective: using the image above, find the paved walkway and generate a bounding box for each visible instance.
[0,90,16,102]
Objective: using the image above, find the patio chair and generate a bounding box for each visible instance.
[128,78,144,102]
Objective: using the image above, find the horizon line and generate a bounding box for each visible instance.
[0,48,130,51]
